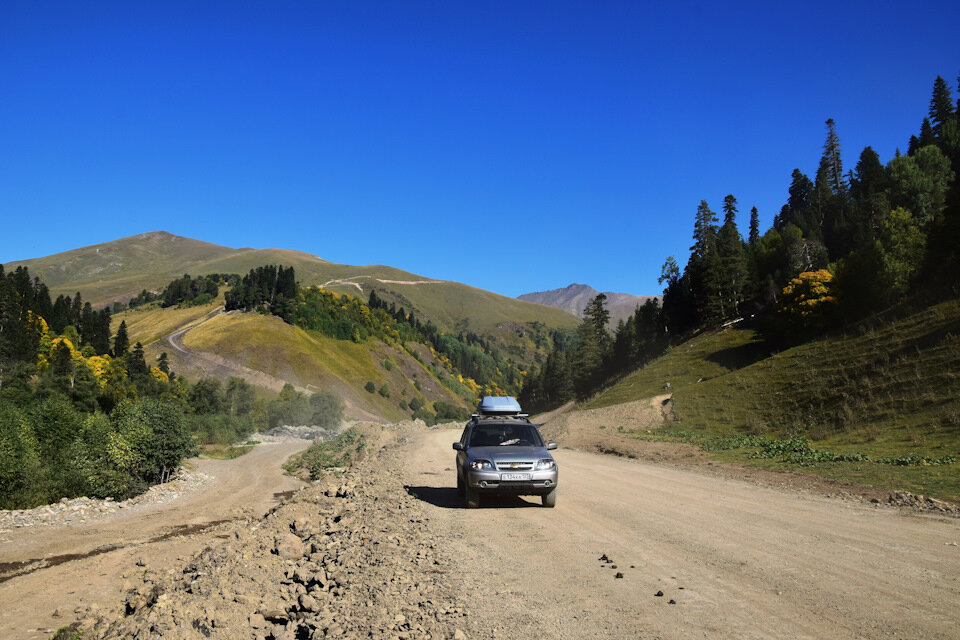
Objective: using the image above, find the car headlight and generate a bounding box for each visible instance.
[536,458,556,470]
[470,460,493,471]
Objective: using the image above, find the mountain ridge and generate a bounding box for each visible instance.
[518,283,658,326]
[4,231,579,336]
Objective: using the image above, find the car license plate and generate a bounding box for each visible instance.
[501,473,531,481]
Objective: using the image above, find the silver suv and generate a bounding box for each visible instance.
[453,409,558,509]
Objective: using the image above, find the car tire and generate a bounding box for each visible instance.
[456,471,464,496]
[465,485,480,509]
[542,487,557,508]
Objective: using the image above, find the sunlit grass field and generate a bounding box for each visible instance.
[586,298,960,500]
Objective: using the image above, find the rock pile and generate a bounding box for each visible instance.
[885,491,960,515]
[76,425,471,640]
[259,425,339,442]
[0,469,211,532]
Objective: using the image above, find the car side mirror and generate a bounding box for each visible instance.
[452,442,464,450]
[546,441,558,450]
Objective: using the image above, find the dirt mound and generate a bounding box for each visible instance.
[535,395,699,464]
[75,424,471,640]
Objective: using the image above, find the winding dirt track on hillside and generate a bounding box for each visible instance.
[164,309,313,395]
[163,307,381,422]
[0,440,310,639]
[408,429,960,639]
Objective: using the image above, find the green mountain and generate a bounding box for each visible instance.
[7,231,579,421]
[5,231,577,336]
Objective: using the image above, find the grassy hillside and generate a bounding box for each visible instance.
[116,303,472,422]
[586,298,960,500]
[7,231,578,365]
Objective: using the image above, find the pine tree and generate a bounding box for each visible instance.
[782,169,819,240]
[717,195,749,318]
[929,76,956,139]
[688,201,724,325]
[748,207,760,245]
[126,342,149,383]
[113,320,129,358]
[919,118,937,148]
[823,119,846,196]
[570,294,611,399]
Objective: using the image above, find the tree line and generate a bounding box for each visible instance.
[0,265,343,509]
[522,75,960,412]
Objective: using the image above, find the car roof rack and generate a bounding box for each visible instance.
[476,395,523,415]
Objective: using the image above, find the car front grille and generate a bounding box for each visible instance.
[495,461,534,471]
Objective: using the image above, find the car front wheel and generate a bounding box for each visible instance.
[542,487,557,508]
[456,471,464,496]
[465,485,480,509]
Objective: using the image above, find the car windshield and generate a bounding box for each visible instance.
[469,423,544,448]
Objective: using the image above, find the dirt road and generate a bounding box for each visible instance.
[0,439,309,639]
[407,429,960,639]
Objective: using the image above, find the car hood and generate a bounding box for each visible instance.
[467,446,550,461]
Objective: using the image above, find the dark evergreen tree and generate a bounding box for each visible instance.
[113,320,129,358]
[929,76,956,139]
[823,118,846,196]
[748,206,760,245]
[717,195,750,318]
[156,352,170,375]
[570,294,611,399]
[688,200,724,326]
[126,342,149,384]
[918,118,937,149]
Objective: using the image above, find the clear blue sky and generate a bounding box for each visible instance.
[2,1,958,297]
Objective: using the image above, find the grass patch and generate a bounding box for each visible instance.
[284,428,366,480]
[594,298,960,501]
[114,299,222,347]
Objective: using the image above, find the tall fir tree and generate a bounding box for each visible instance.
[688,200,724,326]
[748,206,760,245]
[929,75,955,139]
[717,195,750,318]
[113,320,129,358]
[823,118,846,196]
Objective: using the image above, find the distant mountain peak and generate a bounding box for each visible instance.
[518,283,658,326]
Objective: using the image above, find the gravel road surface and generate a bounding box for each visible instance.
[409,429,960,639]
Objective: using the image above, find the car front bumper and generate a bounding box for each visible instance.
[466,468,558,495]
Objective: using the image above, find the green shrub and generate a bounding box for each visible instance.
[365,381,376,393]
[412,407,436,426]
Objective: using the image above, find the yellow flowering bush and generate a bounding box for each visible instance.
[777,269,838,334]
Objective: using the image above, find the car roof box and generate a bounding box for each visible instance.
[477,396,522,415]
